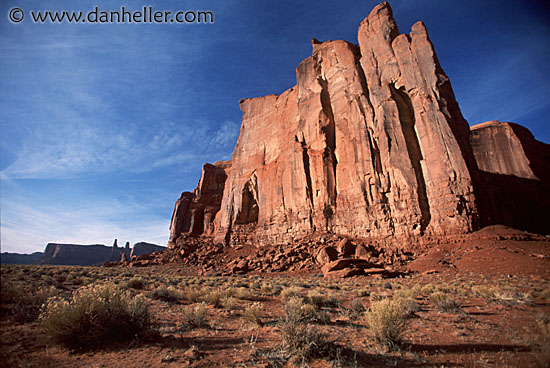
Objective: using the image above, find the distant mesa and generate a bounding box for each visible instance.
[1,240,166,266]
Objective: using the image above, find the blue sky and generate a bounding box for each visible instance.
[1,0,548,253]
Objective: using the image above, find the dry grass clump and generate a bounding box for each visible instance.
[354,287,370,297]
[1,283,57,323]
[395,297,420,318]
[243,302,264,327]
[533,317,550,367]
[150,286,180,303]
[126,277,146,290]
[221,296,238,311]
[394,285,421,299]
[203,288,225,308]
[283,296,329,324]
[182,302,208,329]
[307,289,327,307]
[472,285,532,305]
[364,297,408,351]
[232,287,254,300]
[186,286,207,302]
[430,292,460,313]
[344,298,365,321]
[280,286,303,302]
[260,283,274,295]
[278,298,333,365]
[40,283,150,350]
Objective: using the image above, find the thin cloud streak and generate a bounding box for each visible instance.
[1,197,169,254]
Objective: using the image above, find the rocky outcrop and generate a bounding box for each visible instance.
[129,242,166,258]
[209,1,478,246]
[169,161,231,247]
[2,241,166,266]
[167,1,549,257]
[470,121,548,181]
[0,252,43,265]
[42,243,119,266]
[471,121,550,234]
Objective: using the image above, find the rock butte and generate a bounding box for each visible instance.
[169,2,549,252]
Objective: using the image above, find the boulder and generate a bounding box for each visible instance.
[321,258,379,274]
[315,246,338,264]
[355,244,372,259]
[337,239,355,257]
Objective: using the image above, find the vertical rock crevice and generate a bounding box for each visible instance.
[300,139,314,208]
[236,185,259,225]
[390,84,431,233]
[318,76,338,207]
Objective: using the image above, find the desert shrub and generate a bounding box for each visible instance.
[233,287,253,300]
[203,288,225,308]
[420,283,437,295]
[395,297,420,317]
[243,302,263,327]
[345,298,365,321]
[1,283,57,323]
[40,283,150,350]
[221,296,238,311]
[271,285,283,296]
[281,286,303,302]
[182,302,208,329]
[283,296,329,324]
[493,289,533,306]
[471,285,497,300]
[364,298,408,351]
[539,289,550,302]
[533,317,550,367]
[260,283,273,295]
[430,292,460,313]
[355,287,370,297]
[279,322,329,365]
[186,286,206,302]
[278,300,332,365]
[394,285,420,300]
[307,289,326,307]
[151,286,180,303]
[127,277,146,290]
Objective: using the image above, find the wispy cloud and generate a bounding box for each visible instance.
[0,196,169,254]
[210,120,240,147]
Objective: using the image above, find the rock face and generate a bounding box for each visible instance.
[211,1,478,246]
[169,161,231,247]
[0,252,43,265]
[168,2,550,252]
[129,242,166,258]
[470,121,547,181]
[471,121,550,234]
[34,241,166,266]
[42,243,120,266]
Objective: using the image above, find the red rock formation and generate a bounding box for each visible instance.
[168,2,549,255]
[470,121,550,234]
[210,2,478,246]
[470,121,546,180]
[169,161,231,247]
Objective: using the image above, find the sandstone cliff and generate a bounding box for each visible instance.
[213,2,478,246]
[470,121,550,234]
[42,243,119,266]
[34,241,166,266]
[129,242,166,258]
[169,161,231,247]
[0,252,43,265]
[168,2,549,251]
